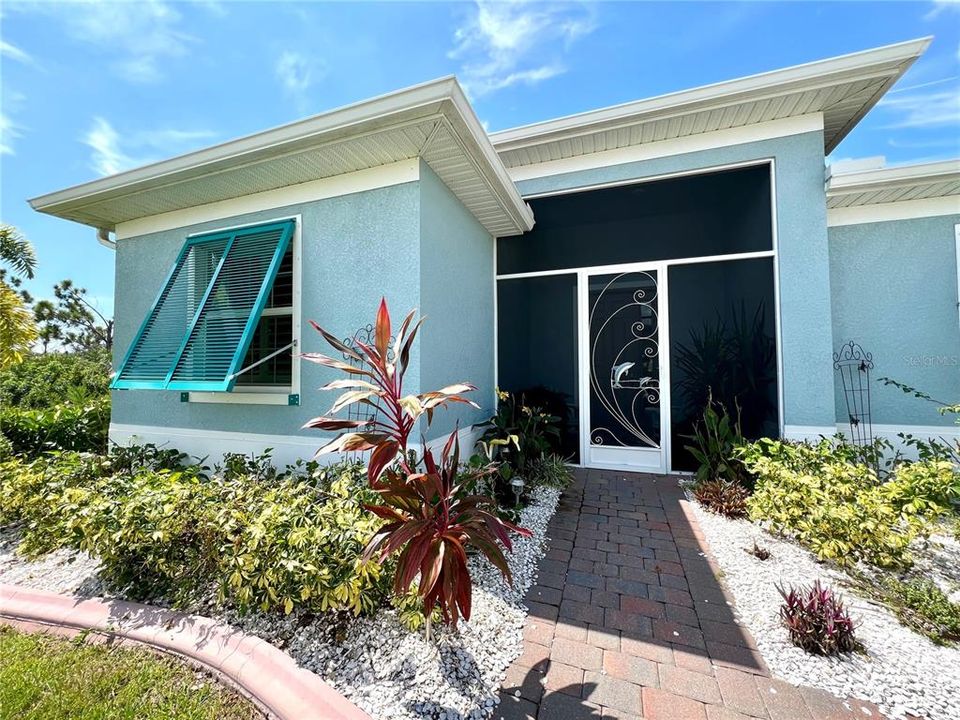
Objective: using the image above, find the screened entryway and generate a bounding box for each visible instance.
[496,162,781,472]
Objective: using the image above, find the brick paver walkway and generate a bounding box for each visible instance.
[498,468,886,720]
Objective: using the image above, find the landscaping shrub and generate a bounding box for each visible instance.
[217,463,386,615]
[0,349,111,410]
[882,460,959,519]
[479,388,563,505]
[692,479,749,518]
[0,449,391,615]
[683,395,752,489]
[0,398,109,455]
[527,453,573,490]
[779,580,858,655]
[303,299,530,628]
[0,432,11,460]
[851,573,960,645]
[742,438,958,569]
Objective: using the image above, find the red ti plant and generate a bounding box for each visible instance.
[302,299,531,628]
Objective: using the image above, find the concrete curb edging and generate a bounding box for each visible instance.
[0,583,371,720]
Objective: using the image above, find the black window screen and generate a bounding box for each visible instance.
[497,274,580,462]
[498,164,772,275]
[668,257,779,471]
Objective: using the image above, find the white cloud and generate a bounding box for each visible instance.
[275,51,326,112]
[276,51,315,94]
[0,113,22,156]
[0,39,32,65]
[29,0,194,84]
[878,87,960,129]
[924,0,960,20]
[83,117,216,177]
[449,1,596,98]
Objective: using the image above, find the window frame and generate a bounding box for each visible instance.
[185,214,301,406]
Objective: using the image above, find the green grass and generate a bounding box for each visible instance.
[0,627,261,720]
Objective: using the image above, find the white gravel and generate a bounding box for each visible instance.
[0,486,561,720]
[0,526,106,597]
[686,490,960,720]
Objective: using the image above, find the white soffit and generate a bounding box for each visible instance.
[490,37,931,169]
[29,78,534,238]
[826,158,960,208]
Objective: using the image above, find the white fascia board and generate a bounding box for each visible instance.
[490,37,931,152]
[445,82,535,232]
[827,195,960,226]
[115,159,420,239]
[30,76,533,235]
[507,114,823,183]
[30,77,458,212]
[826,158,960,194]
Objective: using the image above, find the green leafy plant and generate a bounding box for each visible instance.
[878,377,959,463]
[683,394,750,488]
[526,453,573,490]
[0,398,109,455]
[302,299,531,629]
[779,580,858,655]
[479,389,562,504]
[1,449,392,615]
[692,479,749,518]
[674,301,776,440]
[0,349,111,410]
[850,572,960,645]
[742,439,956,569]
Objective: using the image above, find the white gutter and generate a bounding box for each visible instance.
[96,228,116,250]
[490,36,932,154]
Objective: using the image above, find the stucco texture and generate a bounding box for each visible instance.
[514,130,836,429]
[418,161,495,439]
[113,169,496,451]
[829,214,960,427]
[112,182,422,443]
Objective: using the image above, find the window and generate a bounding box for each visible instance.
[236,247,294,388]
[112,219,295,393]
[497,164,773,275]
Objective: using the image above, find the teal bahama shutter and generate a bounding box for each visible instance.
[112,219,295,391]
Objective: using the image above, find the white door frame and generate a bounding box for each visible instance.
[578,261,671,473]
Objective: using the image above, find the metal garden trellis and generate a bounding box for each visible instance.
[833,340,874,448]
[340,323,393,461]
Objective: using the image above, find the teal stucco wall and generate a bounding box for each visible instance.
[418,161,496,439]
[112,171,497,456]
[514,130,836,431]
[113,182,423,448]
[829,214,960,427]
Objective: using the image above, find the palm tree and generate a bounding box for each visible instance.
[0,224,38,369]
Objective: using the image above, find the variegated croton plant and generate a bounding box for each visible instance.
[302,299,531,628]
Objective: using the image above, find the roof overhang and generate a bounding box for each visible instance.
[490,37,931,170]
[826,158,960,208]
[29,77,534,238]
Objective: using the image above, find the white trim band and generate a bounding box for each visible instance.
[827,195,960,227]
[507,115,824,183]
[116,160,420,239]
[109,422,482,468]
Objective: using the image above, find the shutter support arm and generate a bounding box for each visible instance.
[228,340,297,381]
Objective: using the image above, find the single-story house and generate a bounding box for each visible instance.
[29,36,959,472]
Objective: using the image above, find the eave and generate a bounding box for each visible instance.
[490,37,932,170]
[29,77,534,238]
[826,159,960,208]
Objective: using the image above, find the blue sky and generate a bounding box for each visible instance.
[1,0,958,319]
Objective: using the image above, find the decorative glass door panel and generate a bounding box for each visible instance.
[584,269,666,471]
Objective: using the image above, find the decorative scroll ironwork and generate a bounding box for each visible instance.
[833,340,874,448]
[589,272,661,448]
[340,324,393,460]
